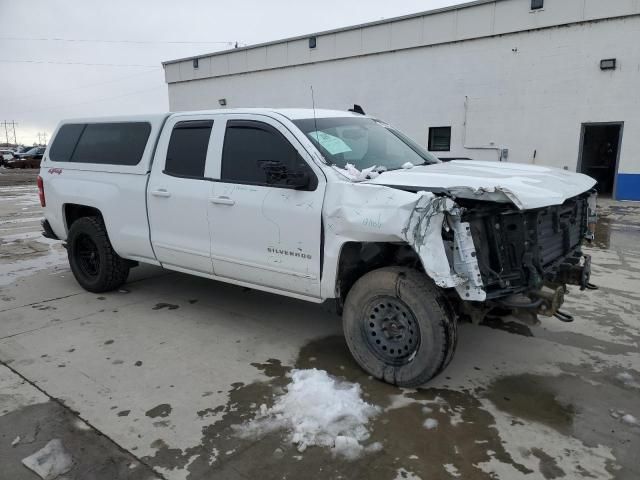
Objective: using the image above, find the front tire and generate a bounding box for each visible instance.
[342,267,457,387]
[67,217,130,293]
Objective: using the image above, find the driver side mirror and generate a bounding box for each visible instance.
[261,160,311,190]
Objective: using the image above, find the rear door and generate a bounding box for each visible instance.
[147,115,217,274]
[207,114,326,297]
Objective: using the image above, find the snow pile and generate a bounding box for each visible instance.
[335,164,381,182]
[22,439,73,480]
[236,369,380,459]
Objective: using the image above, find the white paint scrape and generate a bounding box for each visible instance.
[22,439,73,480]
[236,369,380,459]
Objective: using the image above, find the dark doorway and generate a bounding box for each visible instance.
[578,123,623,196]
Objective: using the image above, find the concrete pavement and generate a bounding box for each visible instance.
[0,169,638,479]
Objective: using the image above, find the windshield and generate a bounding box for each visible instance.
[292,117,440,170]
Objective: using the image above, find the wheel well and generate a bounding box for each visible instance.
[64,204,102,231]
[336,242,423,305]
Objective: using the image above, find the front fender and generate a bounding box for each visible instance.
[321,182,486,301]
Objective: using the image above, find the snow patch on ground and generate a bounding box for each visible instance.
[423,418,438,430]
[385,391,430,411]
[236,369,380,459]
[394,467,422,480]
[610,409,638,426]
[443,463,461,477]
[478,399,616,479]
[0,231,67,286]
[615,372,640,388]
[21,439,73,480]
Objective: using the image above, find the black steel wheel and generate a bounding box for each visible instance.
[75,234,101,278]
[363,296,420,366]
[67,216,130,293]
[343,267,457,387]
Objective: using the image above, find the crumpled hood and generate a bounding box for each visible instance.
[365,160,597,210]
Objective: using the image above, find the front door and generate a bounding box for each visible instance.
[147,116,217,273]
[207,115,326,297]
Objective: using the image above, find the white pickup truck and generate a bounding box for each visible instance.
[39,108,598,387]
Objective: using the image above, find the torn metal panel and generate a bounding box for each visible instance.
[323,182,486,301]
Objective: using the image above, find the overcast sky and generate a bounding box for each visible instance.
[0,0,463,145]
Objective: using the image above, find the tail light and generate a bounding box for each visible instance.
[37,175,45,207]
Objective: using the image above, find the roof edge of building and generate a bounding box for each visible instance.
[162,0,499,66]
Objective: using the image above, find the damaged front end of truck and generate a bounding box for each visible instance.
[456,190,598,322]
[401,188,598,322]
[326,167,598,324]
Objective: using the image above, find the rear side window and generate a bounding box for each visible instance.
[221,120,315,188]
[164,120,213,178]
[49,124,85,162]
[50,122,151,165]
[70,123,151,165]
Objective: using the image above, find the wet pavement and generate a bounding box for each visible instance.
[0,169,638,479]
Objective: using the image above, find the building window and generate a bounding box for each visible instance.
[600,58,616,70]
[531,0,543,10]
[193,58,199,69]
[309,37,317,49]
[428,127,451,152]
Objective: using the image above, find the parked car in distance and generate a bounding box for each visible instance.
[0,148,15,165]
[13,146,30,155]
[6,146,46,168]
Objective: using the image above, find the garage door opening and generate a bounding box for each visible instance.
[578,123,623,197]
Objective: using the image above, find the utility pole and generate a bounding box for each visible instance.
[35,131,48,146]
[1,121,8,146]
[1,121,19,146]
[11,121,17,145]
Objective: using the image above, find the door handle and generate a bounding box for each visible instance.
[209,196,235,206]
[151,189,171,198]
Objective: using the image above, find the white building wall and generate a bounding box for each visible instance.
[168,17,639,172]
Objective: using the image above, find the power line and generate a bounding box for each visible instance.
[0,59,162,68]
[0,36,242,45]
[15,85,166,116]
[0,68,159,103]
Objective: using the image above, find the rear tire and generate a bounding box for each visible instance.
[67,216,130,293]
[342,267,457,387]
